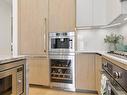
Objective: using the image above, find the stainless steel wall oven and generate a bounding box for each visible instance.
[49,32,75,91]
[102,58,127,95]
[49,32,75,53]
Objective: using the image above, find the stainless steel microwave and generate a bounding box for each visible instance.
[0,60,26,95]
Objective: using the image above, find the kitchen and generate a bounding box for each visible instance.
[0,0,127,95]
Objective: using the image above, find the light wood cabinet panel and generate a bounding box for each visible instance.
[28,57,50,86]
[18,0,48,55]
[95,54,102,95]
[76,53,96,91]
[49,0,75,32]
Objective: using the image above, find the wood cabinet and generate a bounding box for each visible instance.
[28,57,50,86]
[49,0,75,32]
[18,0,48,55]
[76,53,96,91]
[95,54,102,95]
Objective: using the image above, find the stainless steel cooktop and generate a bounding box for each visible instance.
[108,51,127,60]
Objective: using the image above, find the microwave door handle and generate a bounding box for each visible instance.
[107,81,120,95]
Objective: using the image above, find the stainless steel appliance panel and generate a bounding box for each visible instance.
[49,54,75,91]
[0,60,26,95]
[102,58,127,95]
[49,32,75,53]
[0,69,16,95]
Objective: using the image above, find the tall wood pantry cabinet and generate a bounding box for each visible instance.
[18,0,48,55]
[18,0,49,86]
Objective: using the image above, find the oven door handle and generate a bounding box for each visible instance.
[107,81,121,95]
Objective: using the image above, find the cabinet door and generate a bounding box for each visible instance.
[95,54,102,95]
[76,0,93,27]
[49,0,75,32]
[18,0,48,55]
[76,53,96,90]
[93,0,107,25]
[106,0,121,24]
[28,57,50,86]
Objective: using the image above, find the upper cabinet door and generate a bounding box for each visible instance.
[18,0,48,55]
[93,0,107,26]
[0,0,12,55]
[76,0,93,27]
[76,0,122,27]
[49,0,75,32]
[106,0,121,24]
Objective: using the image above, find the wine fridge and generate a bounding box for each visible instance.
[49,54,75,91]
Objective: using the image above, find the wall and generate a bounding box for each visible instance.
[117,23,127,45]
[12,0,18,56]
[76,28,118,51]
[0,0,11,55]
[77,22,127,52]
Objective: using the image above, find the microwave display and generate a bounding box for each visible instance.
[0,75,12,95]
[51,38,72,49]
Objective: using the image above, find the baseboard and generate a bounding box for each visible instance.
[76,89,98,94]
[29,84,50,88]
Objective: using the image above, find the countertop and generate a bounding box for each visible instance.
[76,51,127,70]
[1,52,127,69]
[0,55,26,64]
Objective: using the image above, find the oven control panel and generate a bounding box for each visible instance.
[17,66,24,95]
[102,58,127,92]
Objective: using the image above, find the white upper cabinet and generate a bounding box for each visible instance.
[93,0,107,26]
[76,0,122,27]
[0,0,12,55]
[76,0,93,27]
[106,0,121,24]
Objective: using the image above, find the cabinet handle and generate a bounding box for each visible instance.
[44,18,47,53]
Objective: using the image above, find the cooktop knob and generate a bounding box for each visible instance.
[103,62,108,67]
[113,71,122,79]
